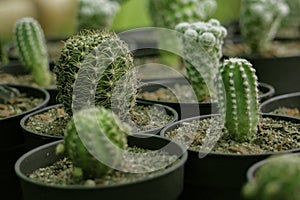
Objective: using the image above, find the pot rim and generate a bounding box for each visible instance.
[160,113,300,157]
[15,134,188,190]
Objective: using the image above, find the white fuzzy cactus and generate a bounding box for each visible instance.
[175,19,227,101]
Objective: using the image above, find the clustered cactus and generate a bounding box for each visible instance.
[175,19,227,101]
[243,154,300,200]
[77,0,120,31]
[54,30,138,116]
[216,58,259,142]
[148,0,217,29]
[14,17,52,86]
[57,106,130,179]
[239,0,290,54]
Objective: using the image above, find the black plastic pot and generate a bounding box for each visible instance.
[0,84,49,200]
[19,101,178,151]
[20,104,65,151]
[15,134,188,200]
[0,84,50,149]
[160,113,300,200]
[138,77,275,120]
[260,91,300,117]
[0,61,58,105]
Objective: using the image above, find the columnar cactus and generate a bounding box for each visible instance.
[54,30,138,116]
[148,0,217,29]
[58,106,130,178]
[216,58,259,142]
[14,17,52,86]
[77,0,120,31]
[243,154,300,200]
[175,19,227,101]
[239,0,290,54]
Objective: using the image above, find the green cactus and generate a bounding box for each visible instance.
[148,0,217,29]
[14,17,52,86]
[216,58,259,142]
[243,154,300,200]
[77,0,120,31]
[175,19,227,101]
[58,106,129,178]
[239,0,290,54]
[54,30,138,116]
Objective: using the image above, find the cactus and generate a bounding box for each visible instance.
[243,154,300,200]
[77,0,120,31]
[54,30,138,116]
[216,58,259,142]
[148,0,217,29]
[175,19,227,101]
[14,17,52,86]
[239,0,290,54]
[58,106,129,178]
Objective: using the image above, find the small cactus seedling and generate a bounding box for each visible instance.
[243,154,300,200]
[239,0,290,54]
[175,19,227,101]
[14,17,52,86]
[216,58,259,142]
[0,85,20,104]
[54,30,138,116]
[58,106,129,178]
[148,0,217,29]
[77,0,119,31]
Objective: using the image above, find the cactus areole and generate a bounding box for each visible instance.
[14,17,52,86]
[217,58,259,142]
[54,30,137,115]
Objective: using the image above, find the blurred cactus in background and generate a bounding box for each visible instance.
[14,17,52,86]
[77,0,120,31]
[239,0,290,54]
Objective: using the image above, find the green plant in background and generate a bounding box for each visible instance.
[56,106,130,179]
[175,19,227,101]
[148,0,217,29]
[77,0,120,31]
[216,58,259,142]
[13,17,52,86]
[243,154,300,200]
[239,0,290,54]
[54,29,138,116]
[277,0,300,38]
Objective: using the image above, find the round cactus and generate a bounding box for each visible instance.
[243,154,300,200]
[148,0,217,29]
[54,30,138,116]
[13,17,51,86]
[62,106,130,178]
[239,0,290,53]
[216,58,259,142]
[175,19,227,101]
[77,0,120,31]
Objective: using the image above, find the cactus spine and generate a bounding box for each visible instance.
[175,19,227,101]
[216,58,259,142]
[61,106,129,178]
[77,0,119,31]
[148,0,217,29]
[243,154,300,200]
[239,0,290,54]
[14,17,51,86]
[54,30,137,116]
